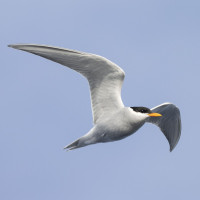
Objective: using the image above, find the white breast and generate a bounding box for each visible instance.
[94,107,147,142]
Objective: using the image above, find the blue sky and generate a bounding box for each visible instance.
[1,0,200,199]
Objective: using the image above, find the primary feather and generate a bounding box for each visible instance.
[146,103,181,151]
[8,44,125,124]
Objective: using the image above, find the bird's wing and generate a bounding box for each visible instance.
[146,103,181,151]
[9,44,125,124]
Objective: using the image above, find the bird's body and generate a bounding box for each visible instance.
[9,44,181,151]
[68,107,146,150]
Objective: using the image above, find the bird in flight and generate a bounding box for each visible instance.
[9,44,181,152]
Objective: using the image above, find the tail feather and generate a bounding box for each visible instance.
[64,129,96,151]
[64,139,80,150]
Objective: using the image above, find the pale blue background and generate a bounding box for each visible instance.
[1,0,200,199]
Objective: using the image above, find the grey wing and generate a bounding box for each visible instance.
[146,103,181,152]
[8,44,125,124]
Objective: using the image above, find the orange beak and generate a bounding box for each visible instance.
[148,113,162,117]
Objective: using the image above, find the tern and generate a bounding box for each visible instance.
[9,44,181,151]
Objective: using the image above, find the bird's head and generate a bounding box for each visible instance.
[130,107,162,118]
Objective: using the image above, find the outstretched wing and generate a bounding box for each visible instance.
[9,44,125,124]
[146,103,181,151]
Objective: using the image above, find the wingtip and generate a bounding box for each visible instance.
[8,44,19,49]
[169,144,175,152]
[8,44,28,49]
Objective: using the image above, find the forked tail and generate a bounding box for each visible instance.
[64,139,81,151]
